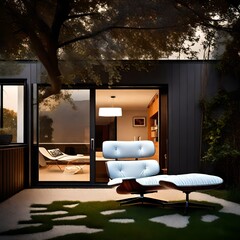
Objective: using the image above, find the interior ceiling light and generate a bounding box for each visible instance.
[99,96,122,117]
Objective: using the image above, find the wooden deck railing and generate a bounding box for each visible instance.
[0,145,26,202]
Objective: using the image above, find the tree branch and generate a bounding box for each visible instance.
[58,23,184,48]
[67,12,97,19]
[51,0,71,41]
[175,0,239,34]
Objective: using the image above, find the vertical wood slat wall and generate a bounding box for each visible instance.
[118,61,206,174]
[0,147,25,202]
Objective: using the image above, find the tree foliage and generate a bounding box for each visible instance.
[39,115,53,142]
[0,0,239,98]
[3,108,17,142]
[201,89,240,162]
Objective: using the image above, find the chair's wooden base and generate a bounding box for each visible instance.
[114,178,166,206]
[116,179,164,194]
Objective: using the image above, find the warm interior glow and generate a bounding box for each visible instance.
[99,107,122,117]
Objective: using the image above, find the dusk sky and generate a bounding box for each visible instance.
[4,86,18,111]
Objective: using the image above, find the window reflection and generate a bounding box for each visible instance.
[38,89,90,182]
[3,86,24,143]
[39,90,90,144]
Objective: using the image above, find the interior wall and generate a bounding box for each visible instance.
[117,110,148,140]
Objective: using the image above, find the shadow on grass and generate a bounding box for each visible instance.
[1,200,239,240]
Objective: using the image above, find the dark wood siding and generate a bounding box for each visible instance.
[168,62,203,174]
[99,61,221,174]
[0,146,26,201]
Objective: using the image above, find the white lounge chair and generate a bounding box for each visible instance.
[103,140,224,211]
[104,140,166,205]
[39,147,85,171]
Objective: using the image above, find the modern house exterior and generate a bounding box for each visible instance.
[0,60,238,201]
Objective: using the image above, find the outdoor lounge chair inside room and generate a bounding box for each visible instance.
[103,140,167,205]
[39,147,85,171]
[103,140,224,210]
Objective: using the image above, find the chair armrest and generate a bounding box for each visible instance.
[136,175,169,186]
[108,178,123,186]
[108,177,137,186]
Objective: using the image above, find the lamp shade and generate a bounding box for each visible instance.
[99,107,122,117]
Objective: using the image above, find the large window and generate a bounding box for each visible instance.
[38,89,91,182]
[37,88,162,184]
[39,90,90,144]
[0,84,24,143]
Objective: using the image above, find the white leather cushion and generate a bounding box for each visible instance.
[106,160,160,179]
[103,140,155,159]
[137,173,223,187]
[107,177,135,186]
[136,175,170,186]
[160,173,223,187]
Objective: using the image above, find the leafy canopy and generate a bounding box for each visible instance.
[0,0,239,98]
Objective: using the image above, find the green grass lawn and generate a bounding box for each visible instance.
[1,196,240,240]
[202,187,240,204]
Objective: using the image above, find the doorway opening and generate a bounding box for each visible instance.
[36,87,168,184]
[38,89,91,182]
[95,88,168,182]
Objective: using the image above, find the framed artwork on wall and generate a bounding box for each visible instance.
[132,117,146,127]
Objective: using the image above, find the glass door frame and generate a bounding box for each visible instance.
[32,85,167,187]
[33,85,95,186]
[90,89,96,183]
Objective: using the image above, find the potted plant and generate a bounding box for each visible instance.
[0,128,13,145]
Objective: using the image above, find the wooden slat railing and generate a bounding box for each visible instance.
[0,146,26,202]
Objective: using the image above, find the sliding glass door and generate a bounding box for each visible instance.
[95,89,160,183]
[38,89,91,182]
[36,87,165,185]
